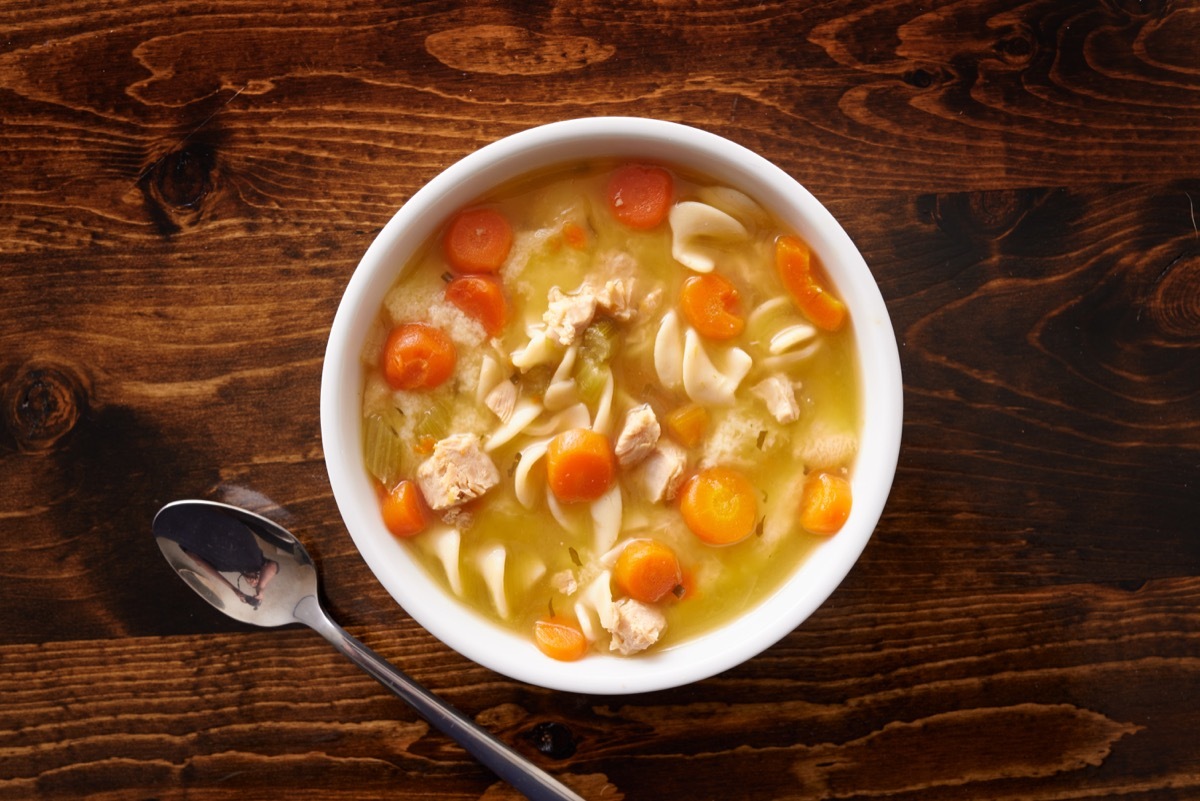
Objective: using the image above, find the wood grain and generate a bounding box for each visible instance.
[1,0,1198,799]
[3,577,1197,799]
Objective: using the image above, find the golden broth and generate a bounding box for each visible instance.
[362,159,860,657]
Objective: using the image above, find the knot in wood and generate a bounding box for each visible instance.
[1152,252,1200,341]
[155,142,216,211]
[525,721,576,760]
[138,140,219,235]
[4,362,86,452]
[993,26,1035,64]
[901,68,935,89]
[929,188,1041,242]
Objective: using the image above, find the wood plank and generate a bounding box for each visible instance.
[2,577,1197,799]
[0,0,1197,231]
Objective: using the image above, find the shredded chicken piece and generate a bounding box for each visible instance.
[607,598,666,655]
[550,569,579,596]
[484,380,517,422]
[543,286,598,346]
[751,373,801,424]
[440,506,474,530]
[416,433,501,510]
[639,286,664,320]
[635,439,688,502]
[594,278,637,322]
[614,403,661,468]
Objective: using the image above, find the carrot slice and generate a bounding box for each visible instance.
[613,539,682,603]
[381,480,429,538]
[606,164,673,230]
[665,403,709,449]
[443,207,513,274]
[534,617,589,661]
[381,322,456,390]
[445,275,509,336]
[798,289,847,333]
[676,567,701,601]
[679,467,758,546]
[546,428,616,503]
[562,221,588,249]
[775,235,846,331]
[680,273,745,340]
[799,471,852,535]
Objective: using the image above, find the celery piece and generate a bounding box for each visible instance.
[577,317,619,405]
[412,393,454,442]
[364,409,407,486]
[520,364,554,399]
[581,317,619,363]
[576,356,608,405]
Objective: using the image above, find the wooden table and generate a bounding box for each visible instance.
[3,2,1198,799]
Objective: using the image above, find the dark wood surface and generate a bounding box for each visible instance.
[2,1,1198,799]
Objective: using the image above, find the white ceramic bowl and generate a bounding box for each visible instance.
[321,117,902,694]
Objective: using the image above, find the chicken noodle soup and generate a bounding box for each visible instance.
[361,160,860,659]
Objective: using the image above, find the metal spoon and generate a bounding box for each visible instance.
[152,499,584,801]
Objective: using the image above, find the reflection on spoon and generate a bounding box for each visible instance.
[153,499,585,801]
[155,501,281,610]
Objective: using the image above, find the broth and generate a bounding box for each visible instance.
[361,160,860,658]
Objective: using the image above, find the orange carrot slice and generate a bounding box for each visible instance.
[381,323,456,390]
[445,275,509,336]
[381,480,429,538]
[546,428,616,503]
[680,466,758,546]
[799,471,852,535]
[562,221,588,249]
[443,207,513,274]
[680,273,745,340]
[665,403,710,449]
[775,235,846,331]
[606,164,673,230]
[613,539,682,603]
[533,617,589,661]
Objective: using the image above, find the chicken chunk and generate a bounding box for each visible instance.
[607,598,666,655]
[751,373,800,424]
[614,403,661,468]
[594,277,637,322]
[484,379,517,422]
[634,439,688,502]
[416,433,501,510]
[543,286,597,346]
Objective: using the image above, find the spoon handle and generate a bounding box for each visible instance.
[294,596,585,801]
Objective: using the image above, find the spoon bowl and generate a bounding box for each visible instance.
[152,499,584,801]
[154,501,314,628]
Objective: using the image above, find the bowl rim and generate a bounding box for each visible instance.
[321,116,903,694]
